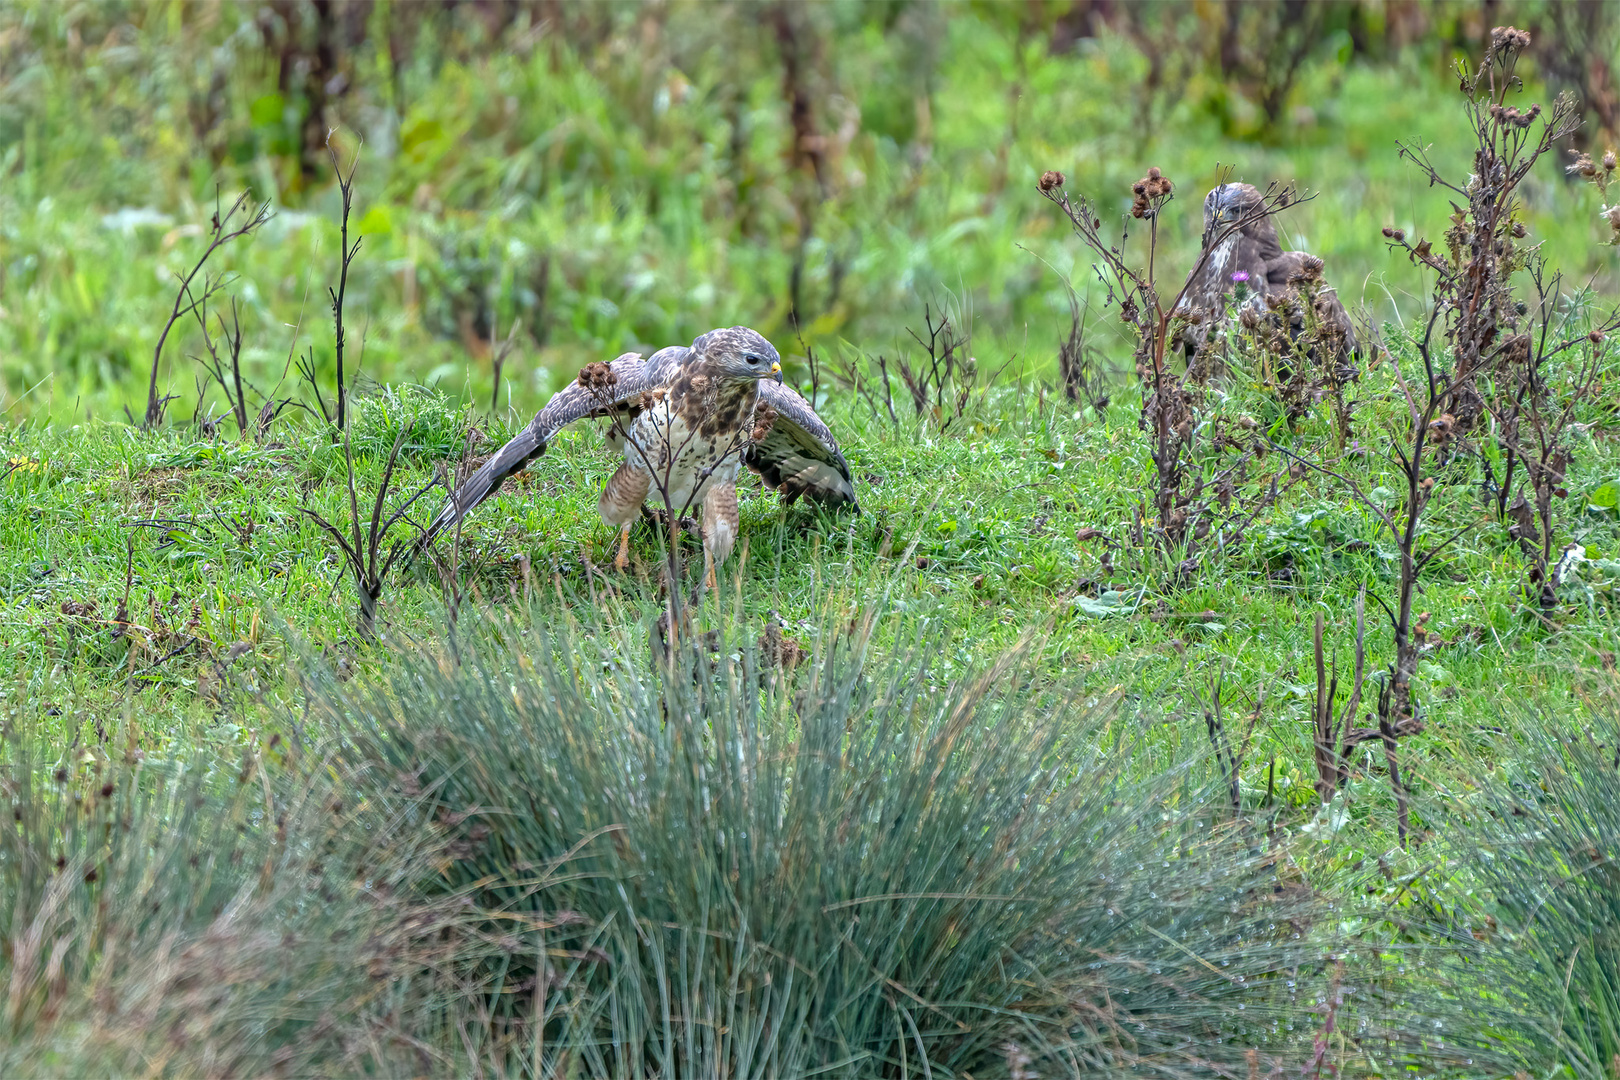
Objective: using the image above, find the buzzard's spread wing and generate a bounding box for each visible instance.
[746,382,858,509]
[422,340,859,546]
[423,347,687,543]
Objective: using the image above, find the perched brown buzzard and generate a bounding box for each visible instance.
[1174,182,1357,366]
[423,327,856,584]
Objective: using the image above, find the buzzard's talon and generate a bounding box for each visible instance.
[641,505,702,536]
[613,523,631,572]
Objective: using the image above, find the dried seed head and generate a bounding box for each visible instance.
[1301,255,1324,281]
[1129,169,1174,216]
[1606,150,1618,172]
[1510,221,1527,238]
[1038,170,1065,193]
[1382,226,1406,241]
[1491,104,1537,130]
[1569,152,1599,178]
[1590,330,1606,344]
[1490,25,1531,51]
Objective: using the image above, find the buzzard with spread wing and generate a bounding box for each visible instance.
[1175,182,1357,366]
[424,327,856,584]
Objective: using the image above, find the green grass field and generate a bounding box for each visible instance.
[5,2,1620,1075]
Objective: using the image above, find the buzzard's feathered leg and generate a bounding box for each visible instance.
[699,482,739,594]
[598,462,651,572]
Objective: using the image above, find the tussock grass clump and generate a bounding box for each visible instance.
[327,608,1336,1076]
[0,721,498,1077]
[0,607,1357,1076]
[1409,731,1620,1079]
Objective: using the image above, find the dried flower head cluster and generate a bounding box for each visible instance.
[1287,254,1325,286]
[1038,170,1065,194]
[1489,25,1532,52]
[1489,102,1541,129]
[577,361,618,390]
[1426,412,1457,446]
[1572,146,1620,219]
[1381,226,1406,241]
[1465,26,1531,99]
[1131,167,1173,219]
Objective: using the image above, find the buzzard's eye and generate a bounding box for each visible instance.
[747,355,759,364]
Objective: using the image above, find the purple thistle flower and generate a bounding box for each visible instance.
[1231,271,1250,283]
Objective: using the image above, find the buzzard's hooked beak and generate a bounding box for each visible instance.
[769,361,783,384]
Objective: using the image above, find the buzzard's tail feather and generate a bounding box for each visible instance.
[422,426,547,546]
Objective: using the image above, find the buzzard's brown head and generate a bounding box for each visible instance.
[1202,183,1273,237]
[692,326,783,384]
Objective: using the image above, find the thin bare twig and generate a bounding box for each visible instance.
[143,188,270,427]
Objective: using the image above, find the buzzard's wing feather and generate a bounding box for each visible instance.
[423,349,685,543]
[1265,251,1360,356]
[1263,251,1306,291]
[747,382,858,509]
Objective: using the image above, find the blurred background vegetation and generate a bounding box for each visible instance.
[7,7,1620,1072]
[4,0,1620,425]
